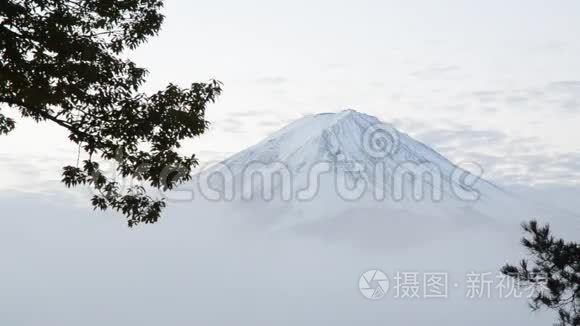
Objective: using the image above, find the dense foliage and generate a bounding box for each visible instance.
[502,220,580,326]
[0,0,222,226]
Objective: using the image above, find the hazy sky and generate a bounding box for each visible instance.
[1,0,580,191]
[1,4,579,324]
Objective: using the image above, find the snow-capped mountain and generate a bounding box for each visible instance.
[195,109,523,246]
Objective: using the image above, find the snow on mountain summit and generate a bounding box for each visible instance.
[208,109,498,198]
[198,109,509,208]
[219,109,455,172]
[194,110,529,245]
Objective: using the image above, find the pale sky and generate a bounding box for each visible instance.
[4,4,580,325]
[1,0,580,191]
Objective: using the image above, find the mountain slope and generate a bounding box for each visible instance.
[195,109,521,243]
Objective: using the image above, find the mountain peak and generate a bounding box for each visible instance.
[313,108,372,122]
[215,109,456,178]
[197,109,515,240]
[200,109,505,220]
[338,108,358,115]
